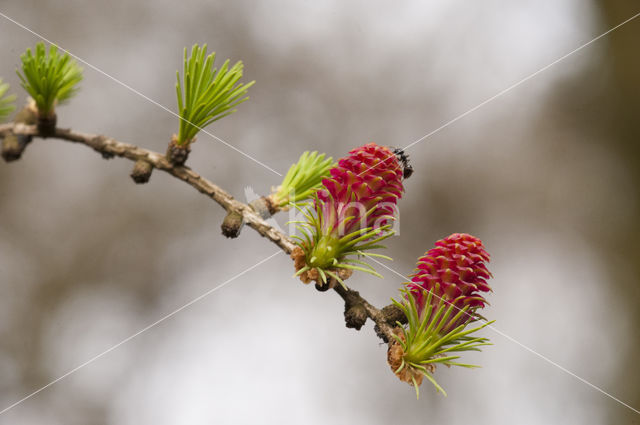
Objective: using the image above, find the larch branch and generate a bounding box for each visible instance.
[0,122,405,342]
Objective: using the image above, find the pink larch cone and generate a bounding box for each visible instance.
[293,143,405,286]
[317,142,404,236]
[407,233,492,331]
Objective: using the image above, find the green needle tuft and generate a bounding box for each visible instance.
[175,44,254,146]
[16,42,83,117]
[271,151,335,208]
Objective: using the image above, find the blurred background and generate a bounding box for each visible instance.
[1,1,639,424]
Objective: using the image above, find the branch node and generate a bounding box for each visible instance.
[381,304,407,326]
[345,303,368,330]
[1,133,30,162]
[1,105,37,162]
[374,324,391,343]
[249,196,277,217]
[221,196,276,238]
[36,112,56,137]
[130,159,154,184]
[166,135,190,166]
[334,286,368,330]
[221,210,244,238]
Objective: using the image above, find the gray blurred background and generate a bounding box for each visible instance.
[1,1,639,424]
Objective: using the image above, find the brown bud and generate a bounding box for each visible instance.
[1,133,25,162]
[166,135,191,166]
[381,304,407,326]
[344,304,367,330]
[36,112,57,137]
[221,211,245,238]
[130,159,154,184]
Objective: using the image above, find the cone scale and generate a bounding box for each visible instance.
[408,232,492,332]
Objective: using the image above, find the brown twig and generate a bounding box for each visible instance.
[0,122,405,342]
[0,122,295,253]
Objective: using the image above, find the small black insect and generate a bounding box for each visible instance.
[392,147,414,179]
